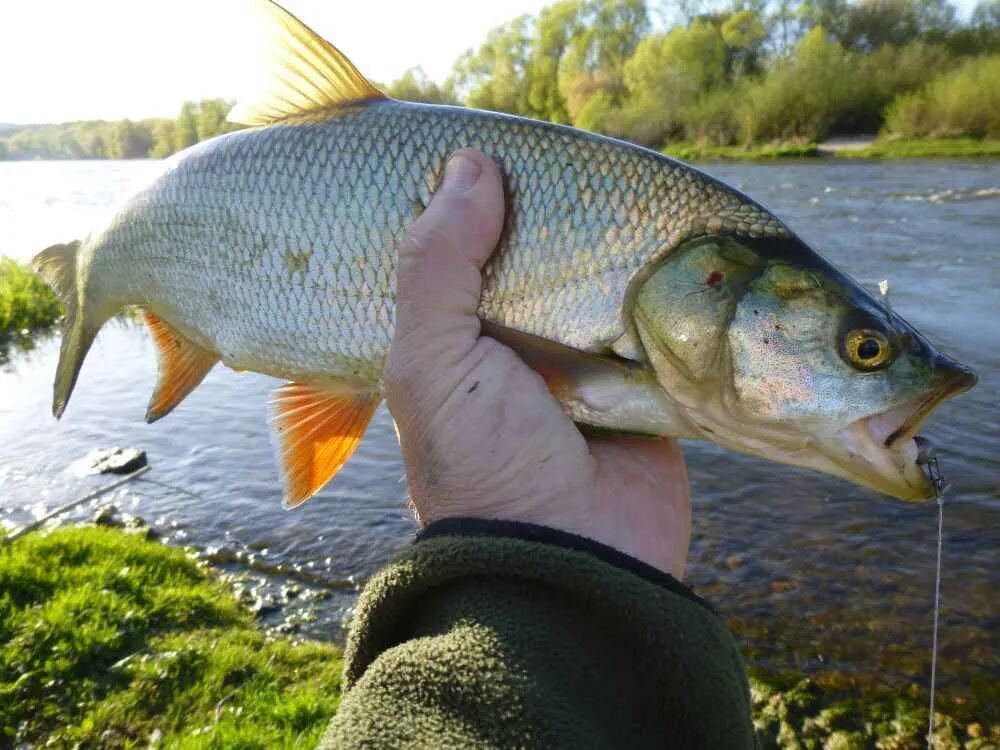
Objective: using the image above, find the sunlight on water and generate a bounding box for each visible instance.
[0,160,160,261]
[1,158,998,704]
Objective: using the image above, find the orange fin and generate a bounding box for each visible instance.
[271,383,379,508]
[143,311,218,423]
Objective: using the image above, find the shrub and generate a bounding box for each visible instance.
[884,54,1000,137]
[0,258,63,338]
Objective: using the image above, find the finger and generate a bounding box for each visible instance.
[392,150,505,363]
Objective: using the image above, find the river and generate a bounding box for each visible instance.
[1,158,997,711]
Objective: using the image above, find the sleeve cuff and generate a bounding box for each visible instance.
[416,517,713,614]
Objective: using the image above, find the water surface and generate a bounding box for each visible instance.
[1,159,997,711]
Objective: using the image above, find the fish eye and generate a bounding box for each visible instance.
[843,328,893,370]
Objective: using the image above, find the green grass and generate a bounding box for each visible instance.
[663,142,820,160]
[0,257,63,339]
[836,137,1000,159]
[3,526,994,748]
[663,137,1000,160]
[0,527,342,748]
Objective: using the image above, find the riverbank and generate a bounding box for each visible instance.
[0,525,342,748]
[664,137,1000,161]
[2,524,995,748]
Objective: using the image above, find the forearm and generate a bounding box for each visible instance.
[321,520,754,749]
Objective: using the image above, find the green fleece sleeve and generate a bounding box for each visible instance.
[320,520,754,749]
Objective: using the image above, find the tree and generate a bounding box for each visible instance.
[972,0,1000,27]
[842,0,956,50]
[174,102,199,152]
[385,67,458,104]
[196,99,233,142]
[525,0,584,122]
[150,120,177,158]
[721,10,768,75]
[452,15,534,115]
[558,0,650,126]
[106,120,154,159]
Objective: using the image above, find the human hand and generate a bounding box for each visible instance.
[385,150,692,579]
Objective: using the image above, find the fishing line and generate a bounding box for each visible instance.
[922,453,948,748]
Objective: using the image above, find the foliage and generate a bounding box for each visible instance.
[3,0,1000,157]
[384,67,458,104]
[0,527,342,748]
[883,54,1000,137]
[0,259,62,339]
[0,100,240,160]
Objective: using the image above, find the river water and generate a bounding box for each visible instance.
[1,159,997,712]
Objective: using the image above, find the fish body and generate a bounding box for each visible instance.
[34,0,975,506]
[82,100,780,389]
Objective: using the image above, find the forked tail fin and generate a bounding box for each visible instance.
[32,240,102,418]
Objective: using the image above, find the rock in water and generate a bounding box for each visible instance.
[80,447,148,475]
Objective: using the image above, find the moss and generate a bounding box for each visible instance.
[0,258,62,339]
[0,527,342,748]
[748,670,1000,749]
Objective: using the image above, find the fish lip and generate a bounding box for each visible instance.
[882,368,977,449]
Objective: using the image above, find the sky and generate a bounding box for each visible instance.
[0,0,983,125]
[0,0,550,124]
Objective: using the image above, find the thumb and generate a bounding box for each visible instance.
[391,150,505,370]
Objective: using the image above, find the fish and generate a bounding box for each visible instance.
[33,0,976,507]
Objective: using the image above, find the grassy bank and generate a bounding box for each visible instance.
[0,526,341,748]
[0,258,62,339]
[664,137,1000,161]
[4,525,997,748]
[838,138,1000,159]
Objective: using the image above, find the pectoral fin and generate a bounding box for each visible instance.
[144,311,218,422]
[271,383,379,508]
[480,320,691,438]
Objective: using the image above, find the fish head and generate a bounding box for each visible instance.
[632,233,977,501]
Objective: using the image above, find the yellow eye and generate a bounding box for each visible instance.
[844,329,893,370]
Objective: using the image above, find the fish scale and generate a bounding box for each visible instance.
[89,100,783,388]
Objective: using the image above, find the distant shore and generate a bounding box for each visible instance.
[663,137,1000,161]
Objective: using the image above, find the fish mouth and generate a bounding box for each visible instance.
[853,367,977,501]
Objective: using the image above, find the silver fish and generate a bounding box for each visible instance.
[33,0,975,505]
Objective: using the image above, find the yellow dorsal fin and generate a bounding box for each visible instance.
[271,383,380,508]
[143,311,219,423]
[228,0,387,126]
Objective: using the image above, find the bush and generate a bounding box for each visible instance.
[0,258,63,338]
[884,54,1000,137]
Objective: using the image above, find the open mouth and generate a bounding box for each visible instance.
[855,368,977,499]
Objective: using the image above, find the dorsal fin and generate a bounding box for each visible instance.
[228,0,387,126]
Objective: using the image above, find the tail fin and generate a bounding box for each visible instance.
[32,240,100,418]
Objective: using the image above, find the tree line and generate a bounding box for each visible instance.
[2,0,997,160]
[409,0,1000,146]
[0,99,238,160]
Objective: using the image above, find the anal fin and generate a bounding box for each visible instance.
[271,383,379,508]
[144,311,219,422]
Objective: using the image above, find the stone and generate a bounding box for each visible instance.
[82,447,148,475]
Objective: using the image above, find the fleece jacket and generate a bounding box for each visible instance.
[319,518,755,749]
